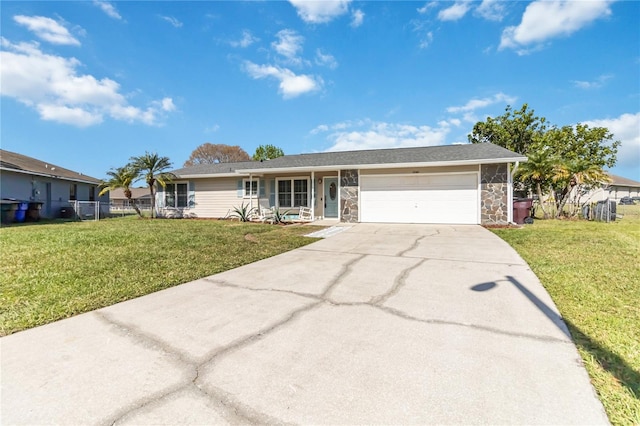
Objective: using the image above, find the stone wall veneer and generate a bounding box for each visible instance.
[340,169,359,223]
[481,164,509,224]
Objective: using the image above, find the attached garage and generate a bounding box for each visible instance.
[360,173,479,224]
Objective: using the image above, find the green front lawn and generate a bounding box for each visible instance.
[0,217,321,336]
[492,205,640,426]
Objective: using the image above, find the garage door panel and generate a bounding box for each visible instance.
[361,174,478,224]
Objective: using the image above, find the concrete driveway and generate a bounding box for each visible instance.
[1,224,608,425]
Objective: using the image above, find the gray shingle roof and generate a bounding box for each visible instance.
[171,161,258,176]
[0,149,102,184]
[609,174,640,187]
[172,143,525,177]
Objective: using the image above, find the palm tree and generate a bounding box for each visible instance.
[99,166,143,218]
[553,159,611,218]
[129,152,175,218]
[516,149,556,219]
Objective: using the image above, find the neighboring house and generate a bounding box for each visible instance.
[604,174,640,200]
[0,149,108,219]
[109,187,152,210]
[161,143,526,225]
[575,174,640,204]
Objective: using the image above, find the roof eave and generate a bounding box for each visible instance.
[0,166,101,185]
[174,172,248,179]
[236,156,528,174]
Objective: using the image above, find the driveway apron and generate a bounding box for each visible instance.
[1,224,608,425]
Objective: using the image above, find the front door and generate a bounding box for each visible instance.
[324,177,338,218]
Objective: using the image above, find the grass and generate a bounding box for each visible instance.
[491,204,640,426]
[0,217,322,336]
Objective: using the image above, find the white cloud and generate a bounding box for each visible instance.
[419,31,434,49]
[475,0,506,22]
[230,30,259,48]
[205,124,220,133]
[572,74,613,89]
[272,29,305,65]
[438,2,472,21]
[584,113,640,170]
[288,0,351,24]
[351,9,364,27]
[93,1,122,20]
[160,16,183,28]
[315,49,338,69]
[446,92,516,113]
[38,104,103,127]
[417,2,438,14]
[160,97,176,112]
[243,61,322,99]
[500,0,613,52]
[312,119,452,152]
[0,37,173,127]
[13,15,80,46]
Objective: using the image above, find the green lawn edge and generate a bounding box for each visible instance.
[0,217,323,336]
[491,205,640,426]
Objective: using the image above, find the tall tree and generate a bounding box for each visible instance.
[468,104,547,155]
[253,144,285,161]
[99,166,143,218]
[546,125,617,217]
[130,152,175,219]
[471,105,619,220]
[184,143,250,166]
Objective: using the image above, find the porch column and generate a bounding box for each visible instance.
[311,171,315,220]
[249,173,253,211]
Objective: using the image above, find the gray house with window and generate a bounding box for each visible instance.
[0,149,108,219]
[162,143,526,225]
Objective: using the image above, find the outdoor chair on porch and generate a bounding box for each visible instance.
[253,206,275,223]
[298,206,313,221]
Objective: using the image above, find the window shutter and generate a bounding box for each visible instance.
[313,179,318,208]
[259,179,265,197]
[237,180,243,197]
[269,179,276,207]
[188,181,196,208]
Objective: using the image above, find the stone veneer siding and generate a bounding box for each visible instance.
[340,169,359,223]
[481,163,509,224]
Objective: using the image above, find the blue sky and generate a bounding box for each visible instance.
[1,0,639,181]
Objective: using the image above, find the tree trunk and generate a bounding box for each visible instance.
[536,182,549,219]
[149,184,156,219]
[127,196,143,218]
[555,185,571,218]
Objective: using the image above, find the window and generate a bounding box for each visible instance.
[89,186,95,201]
[278,180,291,207]
[165,183,188,208]
[70,184,77,201]
[278,178,308,207]
[244,179,258,198]
[294,179,308,207]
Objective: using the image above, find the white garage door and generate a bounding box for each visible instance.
[360,173,479,224]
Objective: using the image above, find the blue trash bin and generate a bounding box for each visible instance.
[14,202,28,223]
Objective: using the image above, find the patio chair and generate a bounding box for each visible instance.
[298,206,313,221]
[255,206,275,223]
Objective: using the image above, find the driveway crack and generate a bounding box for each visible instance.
[204,277,321,301]
[369,259,426,306]
[397,234,431,257]
[97,301,322,426]
[321,254,366,299]
[374,305,571,344]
